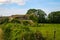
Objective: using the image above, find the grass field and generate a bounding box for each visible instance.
[0,23,60,40]
[30,24,60,40]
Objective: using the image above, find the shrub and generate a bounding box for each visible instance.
[22,31,45,40]
[0,18,9,24]
[21,20,34,26]
[10,19,21,23]
[23,20,29,25]
[1,23,45,40]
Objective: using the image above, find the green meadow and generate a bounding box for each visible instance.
[0,23,60,40]
[30,24,60,40]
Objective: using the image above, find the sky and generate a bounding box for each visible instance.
[0,0,60,16]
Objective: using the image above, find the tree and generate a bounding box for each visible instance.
[26,9,46,23]
[27,9,37,14]
[26,9,38,22]
[36,9,46,23]
[48,11,60,23]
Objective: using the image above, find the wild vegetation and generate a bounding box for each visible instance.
[0,9,60,40]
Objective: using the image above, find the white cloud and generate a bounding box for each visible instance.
[0,0,7,2]
[0,0,28,5]
[0,7,27,16]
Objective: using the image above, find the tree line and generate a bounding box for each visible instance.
[0,9,60,24]
[26,9,60,23]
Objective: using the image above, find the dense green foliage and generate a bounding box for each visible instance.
[27,9,37,14]
[26,9,46,23]
[0,23,45,40]
[0,17,9,24]
[48,11,60,23]
[27,9,60,23]
[10,19,21,23]
[0,23,60,40]
[36,9,46,23]
[26,9,38,22]
[28,13,38,22]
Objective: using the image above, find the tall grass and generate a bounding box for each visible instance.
[0,23,60,40]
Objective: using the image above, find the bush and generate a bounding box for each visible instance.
[2,23,31,40]
[10,19,21,23]
[0,18,9,24]
[23,20,29,25]
[1,23,46,40]
[22,31,45,40]
[21,20,34,26]
[2,23,12,40]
